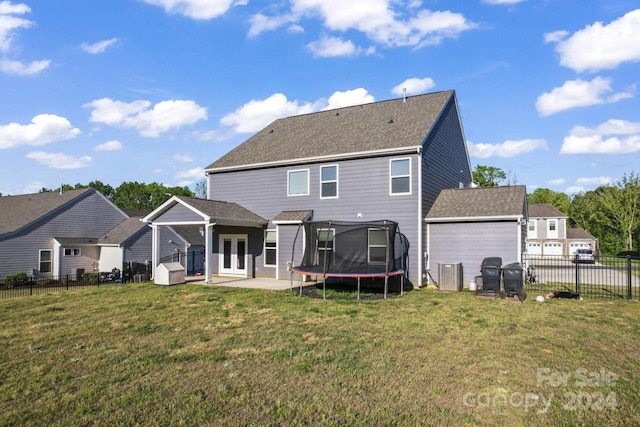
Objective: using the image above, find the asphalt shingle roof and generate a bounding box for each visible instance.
[0,188,93,236]
[171,225,205,245]
[206,90,455,171]
[174,197,267,225]
[425,186,527,220]
[528,203,567,218]
[567,228,596,240]
[100,217,148,245]
[272,210,313,222]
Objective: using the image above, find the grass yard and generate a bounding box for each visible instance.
[1,283,639,426]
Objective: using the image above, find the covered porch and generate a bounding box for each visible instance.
[142,196,268,284]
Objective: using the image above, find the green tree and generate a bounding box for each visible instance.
[472,165,507,187]
[528,188,571,219]
[87,180,115,199]
[111,181,194,210]
[570,172,640,254]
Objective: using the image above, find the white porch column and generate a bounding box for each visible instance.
[151,223,159,279]
[205,223,214,284]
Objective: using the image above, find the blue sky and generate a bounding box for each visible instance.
[1,0,639,196]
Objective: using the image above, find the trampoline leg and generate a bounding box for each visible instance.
[357,277,360,301]
[323,276,326,301]
[401,274,404,296]
[384,276,388,299]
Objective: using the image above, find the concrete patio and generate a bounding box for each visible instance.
[186,275,312,291]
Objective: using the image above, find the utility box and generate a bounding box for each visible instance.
[438,262,463,291]
[155,262,185,286]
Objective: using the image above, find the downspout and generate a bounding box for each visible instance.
[417,146,423,287]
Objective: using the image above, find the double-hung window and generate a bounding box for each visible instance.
[39,250,52,273]
[264,230,277,267]
[368,229,387,264]
[288,169,309,196]
[390,158,411,195]
[320,165,338,199]
[316,229,334,268]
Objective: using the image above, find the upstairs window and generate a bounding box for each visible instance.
[288,169,309,196]
[390,158,411,195]
[264,230,277,267]
[320,165,338,199]
[64,248,81,256]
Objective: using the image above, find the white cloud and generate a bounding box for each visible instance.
[547,178,565,186]
[0,114,80,149]
[468,138,548,158]
[565,186,585,194]
[220,93,316,134]
[536,77,634,116]
[85,98,207,137]
[250,1,476,49]
[0,1,32,52]
[561,119,640,154]
[81,38,119,54]
[0,58,50,75]
[307,36,359,58]
[543,30,568,44]
[141,0,246,20]
[219,89,375,135]
[94,140,122,151]
[175,166,204,179]
[575,176,612,187]
[173,153,194,162]
[391,77,435,96]
[548,9,640,72]
[26,151,92,169]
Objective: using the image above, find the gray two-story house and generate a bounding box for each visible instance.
[144,90,472,286]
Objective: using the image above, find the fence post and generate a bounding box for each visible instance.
[627,256,632,300]
[66,274,69,290]
[575,258,580,295]
[30,279,33,296]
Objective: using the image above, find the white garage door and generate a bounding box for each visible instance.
[543,242,563,256]
[569,242,589,255]
[528,242,542,255]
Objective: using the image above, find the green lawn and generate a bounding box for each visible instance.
[1,283,638,426]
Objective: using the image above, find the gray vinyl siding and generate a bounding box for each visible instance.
[156,204,203,222]
[277,224,305,280]
[428,221,520,285]
[59,246,99,276]
[0,191,126,278]
[157,226,186,267]
[123,227,152,264]
[421,97,472,280]
[209,155,420,284]
[531,218,566,240]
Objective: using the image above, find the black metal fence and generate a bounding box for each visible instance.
[0,260,153,299]
[524,254,640,300]
[0,273,117,299]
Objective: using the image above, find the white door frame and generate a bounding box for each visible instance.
[219,234,248,276]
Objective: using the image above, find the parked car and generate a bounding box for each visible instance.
[573,249,596,264]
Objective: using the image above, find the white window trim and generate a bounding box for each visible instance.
[264,229,277,268]
[316,228,335,265]
[320,164,339,199]
[287,168,310,196]
[64,248,81,257]
[39,249,52,273]
[389,157,412,196]
[368,228,387,265]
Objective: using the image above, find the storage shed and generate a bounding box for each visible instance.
[154,262,185,286]
[425,186,528,287]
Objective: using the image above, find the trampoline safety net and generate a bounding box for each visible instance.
[292,220,408,277]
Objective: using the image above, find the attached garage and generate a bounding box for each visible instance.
[425,186,528,287]
[543,242,563,256]
[528,242,542,255]
[569,242,590,255]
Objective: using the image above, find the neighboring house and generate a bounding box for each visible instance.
[526,203,598,257]
[425,186,528,286]
[170,225,205,275]
[144,90,473,286]
[0,188,160,280]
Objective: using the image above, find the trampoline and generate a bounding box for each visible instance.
[289,220,409,299]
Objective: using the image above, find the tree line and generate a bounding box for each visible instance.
[37,181,201,212]
[474,166,639,255]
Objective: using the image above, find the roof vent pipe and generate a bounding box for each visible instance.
[403,88,407,103]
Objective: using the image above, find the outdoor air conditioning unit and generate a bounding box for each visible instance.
[438,262,463,291]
